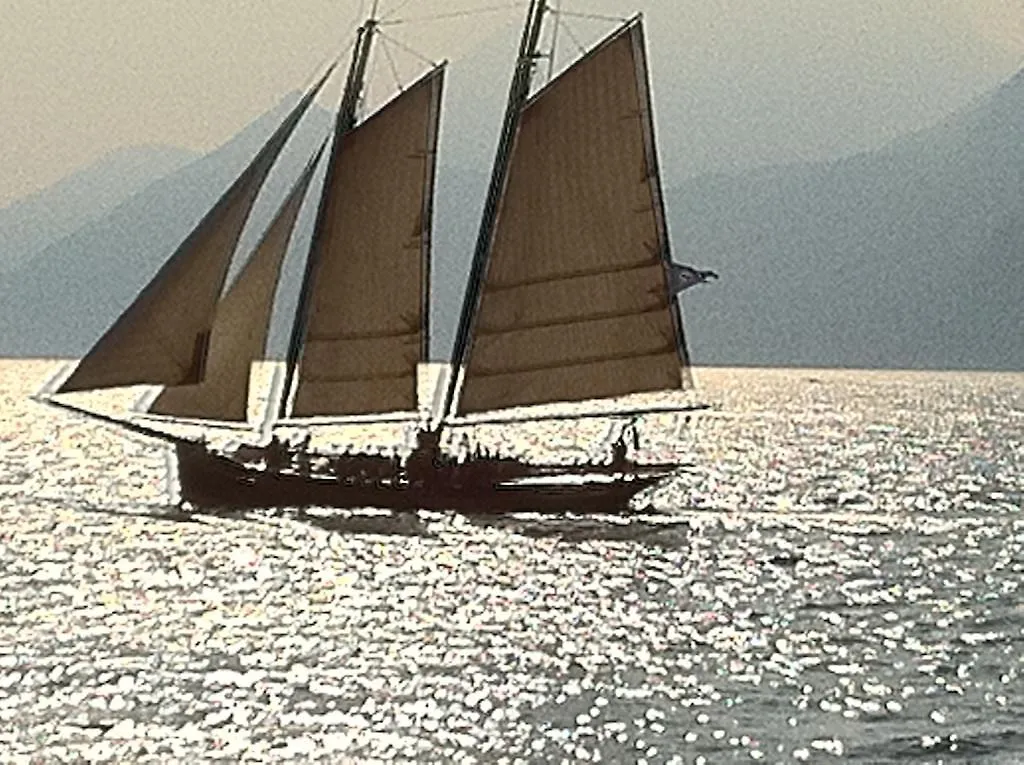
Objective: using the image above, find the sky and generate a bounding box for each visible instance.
[1,0,1022,207]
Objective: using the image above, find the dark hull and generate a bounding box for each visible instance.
[175,442,675,514]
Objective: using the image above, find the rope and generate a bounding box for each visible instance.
[320,24,358,82]
[558,17,587,57]
[379,35,406,92]
[383,0,417,17]
[375,27,442,68]
[541,6,630,67]
[380,2,524,26]
[555,9,628,24]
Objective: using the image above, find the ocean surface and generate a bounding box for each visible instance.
[0,360,1021,764]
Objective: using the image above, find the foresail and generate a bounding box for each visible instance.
[57,66,333,395]
[288,66,444,417]
[456,20,690,415]
[147,142,326,421]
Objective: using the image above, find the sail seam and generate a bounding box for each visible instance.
[302,369,415,383]
[306,326,419,342]
[476,302,668,336]
[470,343,676,378]
[487,257,659,291]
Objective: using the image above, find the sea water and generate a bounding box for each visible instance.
[0,360,1021,763]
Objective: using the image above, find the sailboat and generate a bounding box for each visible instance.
[38,2,707,514]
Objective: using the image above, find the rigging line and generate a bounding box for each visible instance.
[380,3,524,26]
[546,0,561,83]
[384,0,416,18]
[319,36,357,93]
[369,31,383,80]
[379,35,406,92]
[555,9,628,23]
[558,17,587,57]
[375,28,441,68]
[334,0,367,56]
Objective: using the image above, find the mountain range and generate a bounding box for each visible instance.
[0,145,196,276]
[1,69,1021,370]
[674,69,1023,370]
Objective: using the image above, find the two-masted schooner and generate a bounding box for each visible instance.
[38,2,707,514]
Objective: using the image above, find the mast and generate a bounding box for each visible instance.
[438,0,547,425]
[278,14,379,418]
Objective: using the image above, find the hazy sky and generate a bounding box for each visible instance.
[1,0,1022,206]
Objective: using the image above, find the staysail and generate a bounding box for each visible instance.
[285,66,445,418]
[57,66,334,395]
[454,19,691,416]
[147,142,327,421]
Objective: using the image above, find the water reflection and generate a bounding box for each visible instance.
[1,362,1021,763]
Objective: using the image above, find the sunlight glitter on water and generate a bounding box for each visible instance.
[0,361,1021,763]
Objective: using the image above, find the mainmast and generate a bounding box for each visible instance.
[438,0,547,424]
[278,14,380,418]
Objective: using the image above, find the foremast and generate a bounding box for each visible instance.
[278,13,381,419]
[40,6,449,450]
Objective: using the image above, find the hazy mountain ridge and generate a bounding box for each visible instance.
[0,97,332,358]
[0,145,197,275]
[1,70,1021,370]
[669,67,1024,370]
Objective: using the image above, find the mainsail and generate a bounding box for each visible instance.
[57,66,334,395]
[147,142,327,421]
[453,18,691,416]
[285,66,445,418]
